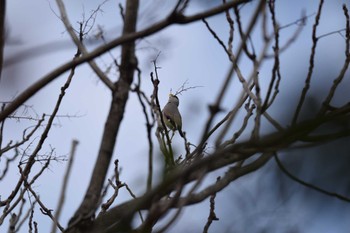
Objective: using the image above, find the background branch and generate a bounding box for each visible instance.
[67,0,139,231]
[0,0,251,122]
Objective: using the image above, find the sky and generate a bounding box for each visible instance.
[1,0,350,232]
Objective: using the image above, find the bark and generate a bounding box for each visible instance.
[66,0,139,232]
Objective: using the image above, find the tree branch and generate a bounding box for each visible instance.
[292,0,324,125]
[52,139,79,233]
[0,0,251,122]
[274,153,350,202]
[67,0,139,231]
[55,0,114,91]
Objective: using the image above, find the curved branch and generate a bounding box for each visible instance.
[89,153,271,233]
[88,105,350,232]
[274,154,350,202]
[0,0,251,122]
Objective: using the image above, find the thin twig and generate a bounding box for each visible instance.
[318,4,350,114]
[0,36,78,233]
[100,160,121,213]
[155,173,205,233]
[51,139,79,233]
[317,28,346,40]
[202,18,230,58]
[215,34,274,146]
[0,0,252,122]
[223,0,235,54]
[174,79,203,96]
[0,115,45,155]
[274,153,350,202]
[28,207,34,233]
[203,177,220,233]
[262,0,282,112]
[292,0,324,125]
[0,149,19,180]
[1,79,76,209]
[221,103,255,148]
[0,104,5,157]
[151,57,174,167]
[19,158,65,231]
[55,0,114,91]
[195,1,265,158]
[265,11,308,58]
[118,3,125,22]
[133,67,154,191]
[15,200,37,233]
[233,4,256,60]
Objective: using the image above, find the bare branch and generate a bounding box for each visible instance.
[318,4,350,114]
[292,0,324,125]
[174,79,203,96]
[202,18,230,58]
[22,177,65,232]
[1,99,73,209]
[262,1,282,112]
[51,139,79,233]
[233,4,256,60]
[317,28,346,40]
[15,200,37,233]
[55,0,114,91]
[0,115,45,155]
[151,58,175,167]
[132,67,154,191]
[196,0,266,158]
[67,0,139,230]
[118,3,125,22]
[2,1,349,232]
[0,149,19,180]
[223,0,235,54]
[0,0,251,122]
[100,160,122,213]
[274,153,350,202]
[1,43,78,231]
[202,177,220,233]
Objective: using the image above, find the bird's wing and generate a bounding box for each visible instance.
[163,111,177,130]
[173,107,182,129]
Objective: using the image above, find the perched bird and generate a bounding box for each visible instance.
[162,94,184,137]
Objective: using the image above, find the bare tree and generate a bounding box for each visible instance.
[1,0,350,232]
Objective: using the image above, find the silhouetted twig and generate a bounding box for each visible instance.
[319,4,350,114]
[274,153,350,202]
[203,177,220,233]
[52,139,79,233]
[292,0,324,125]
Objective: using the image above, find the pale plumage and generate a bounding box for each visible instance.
[162,94,184,137]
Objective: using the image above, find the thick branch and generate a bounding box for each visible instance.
[67,0,139,231]
[87,105,350,232]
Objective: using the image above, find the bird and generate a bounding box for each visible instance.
[161,94,184,138]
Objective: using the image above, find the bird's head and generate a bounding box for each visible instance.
[168,94,179,106]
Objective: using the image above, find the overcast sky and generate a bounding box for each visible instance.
[1,0,350,232]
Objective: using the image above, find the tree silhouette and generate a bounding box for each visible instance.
[1,0,350,232]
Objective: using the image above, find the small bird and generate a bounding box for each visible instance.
[162,94,184,137]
